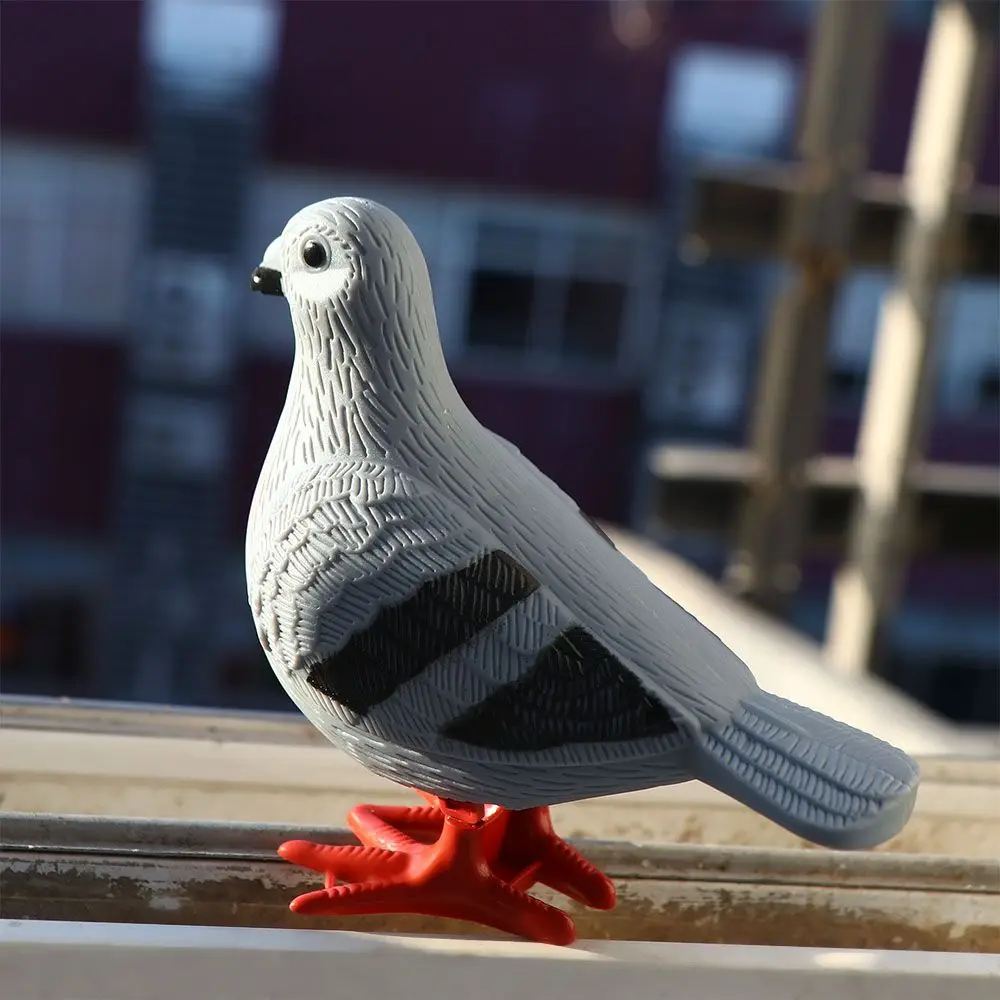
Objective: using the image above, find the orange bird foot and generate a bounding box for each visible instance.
[277,792,616,946]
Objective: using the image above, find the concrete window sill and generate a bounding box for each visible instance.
[3,920,998,1000]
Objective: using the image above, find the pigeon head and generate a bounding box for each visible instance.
[250,197,460,455]
[252,195,450,375]
[252,195,431,304]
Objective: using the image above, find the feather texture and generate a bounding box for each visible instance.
[247,197,919,842]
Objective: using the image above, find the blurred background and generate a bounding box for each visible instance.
[0,0,997,725]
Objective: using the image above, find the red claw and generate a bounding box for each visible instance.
[277,791,616,945]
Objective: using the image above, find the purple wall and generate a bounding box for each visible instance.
[2,0,996,200]
[0,334,125,538]
[455,375,642,522]
[269,0,671,204]
[824,414,1000,467]
[799,556,1000,611]
[0,0,143,147]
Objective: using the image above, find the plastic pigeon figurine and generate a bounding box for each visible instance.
[247,197,919,945]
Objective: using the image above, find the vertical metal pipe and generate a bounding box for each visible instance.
[825,0,998,676]
[725,0,889,614]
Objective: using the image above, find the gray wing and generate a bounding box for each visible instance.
[249,458,487,680]
[438,624,678,751]
[250,458,692,803]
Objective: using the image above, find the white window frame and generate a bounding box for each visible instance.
[646,298,753,428]
[0,178,65,324]
[444,198,660,384]
[830,268,1000,423]
[0,140,140,334]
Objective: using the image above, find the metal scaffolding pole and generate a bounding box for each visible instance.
[724,0,889,614]
[825,0,999,677]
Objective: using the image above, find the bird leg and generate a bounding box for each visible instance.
[278,792,615,945]
[490,804,617,910]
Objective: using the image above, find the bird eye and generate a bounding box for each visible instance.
[301,239,328,269]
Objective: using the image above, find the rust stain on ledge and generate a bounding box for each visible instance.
[575,884,997,953]
[3,855,996,954]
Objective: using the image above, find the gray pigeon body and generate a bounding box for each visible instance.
[247,197,919,850]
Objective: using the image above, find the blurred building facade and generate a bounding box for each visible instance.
[1,0,997,717]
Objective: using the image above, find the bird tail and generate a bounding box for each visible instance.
[689,689,919,849]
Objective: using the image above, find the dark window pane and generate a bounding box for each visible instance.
[828,366,866,407]
[467,270,535,351]
[562,279,625,361]
[1,592,88,695]
[978,367,1000,410]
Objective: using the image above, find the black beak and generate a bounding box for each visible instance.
[250,266,283,296]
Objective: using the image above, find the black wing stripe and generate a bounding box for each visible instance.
[306,550,538,714]
[441,625,678,751]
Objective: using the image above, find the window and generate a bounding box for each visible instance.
[62,191,135,327]
[0,144,139,331]
[0,590,90,697]
[462,216,639,370]
[467,271,535,351]
[978,367,1000,411]
[0,209,36,320]
[940,281,1000,422]
[645,301,749,427]
[827,272,1000,421]
[779,0,935,33]
[667,45,798,161]
[562,234,632,362]
[827,365,866,408]
[563,279,626,362]
[0,185,61,324]
[827,270,883,412]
